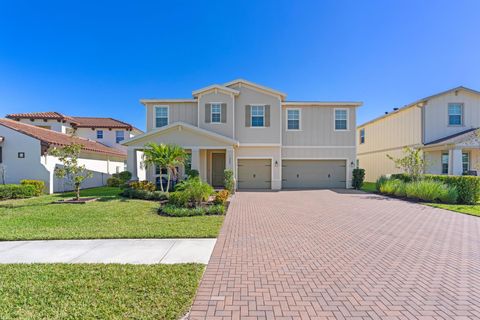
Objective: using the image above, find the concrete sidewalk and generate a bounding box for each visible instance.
[0,239,216,264]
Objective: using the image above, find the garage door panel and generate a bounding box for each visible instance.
[282,160,346,189]
[238,159,271,189]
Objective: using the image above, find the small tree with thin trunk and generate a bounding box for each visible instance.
[387,146,426,181]
[50,143,93,200]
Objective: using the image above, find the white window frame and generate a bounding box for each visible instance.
[154,105,169,128]
[359,128,365,144]
[251,105,265,128]
[286,108,301,131]
[115,130,125,143]
[96,130,103,139]
[334,108,349,131]
[211,103,222,124]
[448,103,463,127]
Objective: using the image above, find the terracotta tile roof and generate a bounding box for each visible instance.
[6,112,77,123]
[71,116,134,130]
[5,111,142,132]
[0,118,126,157]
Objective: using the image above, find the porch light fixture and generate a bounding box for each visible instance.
[275,160,278,167]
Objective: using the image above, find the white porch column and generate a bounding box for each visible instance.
[225,147,234,170]
[449,148,463,176]
[127,147,138,180]
[191,148,200,171]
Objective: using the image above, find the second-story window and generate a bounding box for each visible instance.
[359,128,365,144]
[116,130,124,143]
[335,109,348,130]
[96,130,103,139]
[251,105,265,127]
[155,106,169,128]
[211,104,221,123]
[448,103,463,126]
[287,109,300,130]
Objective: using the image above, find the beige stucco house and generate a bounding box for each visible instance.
[122,79,362,190]
[357,86,480,182]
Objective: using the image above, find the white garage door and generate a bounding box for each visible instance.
[237,159,271,190]
[282,160,346,189]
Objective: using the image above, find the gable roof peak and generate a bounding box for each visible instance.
[223,79,287,100]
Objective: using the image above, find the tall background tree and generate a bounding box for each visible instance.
[50,143,93,200]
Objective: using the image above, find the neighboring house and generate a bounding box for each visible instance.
[357,86,480,182]
[0,119,127,193]
[5,112,143,150]
[122,79,362,190]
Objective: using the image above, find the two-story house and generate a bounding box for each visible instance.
[5,112,142,150]
[357,86,480,182]
[122,79,361,190]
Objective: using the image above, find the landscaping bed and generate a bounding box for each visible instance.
[0,263,204,320]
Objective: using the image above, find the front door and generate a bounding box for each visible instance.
[212,153,226,187]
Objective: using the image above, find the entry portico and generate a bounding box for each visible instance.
[122,122,237,187]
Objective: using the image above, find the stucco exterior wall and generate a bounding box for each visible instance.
[199,91,234,138]
[231,84,281,144]
[75,127,132,150]
[145,102,197,132]
[18,119,72,133]
[423,90,480,143]
[357,148,405,182]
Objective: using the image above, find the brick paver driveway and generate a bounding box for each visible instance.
[189,190,480,319]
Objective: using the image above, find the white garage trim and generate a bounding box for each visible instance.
[281,158,349,188]
[236,157,274,190]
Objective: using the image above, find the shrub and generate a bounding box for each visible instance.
[438,186,459,204]
[393,181,407,197]
[129,180,156,192]
[174,177,213,207]
[107,177,121,187]
[161,205,206,217]
[352,168,365,190]
[160,204,225,217]
[390,173,413,183]
[406,180,447,202]
[186,169,199,179]
[0,184,36,200]
[379,179,403,195]
[20,179,45,196]
[168,191,190,207]
[121,188,168,201]
[423,175,480,205]
[117,171,132,182]
[224,169,235,194]
[213,190,230,206]
[206,204,226,215]
[375,175,389,192]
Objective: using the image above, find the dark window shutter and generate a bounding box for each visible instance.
[264,105,270,127]
[245,105,251,127]
[205,104,211,123]
[221,103,227,123]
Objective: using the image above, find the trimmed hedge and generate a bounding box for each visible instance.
[0,184,36,200]
[391,173,480,204]
[160,204,225,217]
[20,179,45,196]
[352,168,365,190]
[121,188,168,201]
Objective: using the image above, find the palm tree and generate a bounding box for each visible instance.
[142,143,187,192]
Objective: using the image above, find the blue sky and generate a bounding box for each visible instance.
[1,0,479,131]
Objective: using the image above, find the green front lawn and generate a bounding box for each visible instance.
[0,187,224,240]
[425,203,480,217]
[361,182,376,193]
[0,263,203,320]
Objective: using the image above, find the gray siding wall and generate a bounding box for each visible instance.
[232,84,281,144]
[145,102,197,132]
[424,90,480,143]
[199,91,234,138]
[282,106,356,147]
